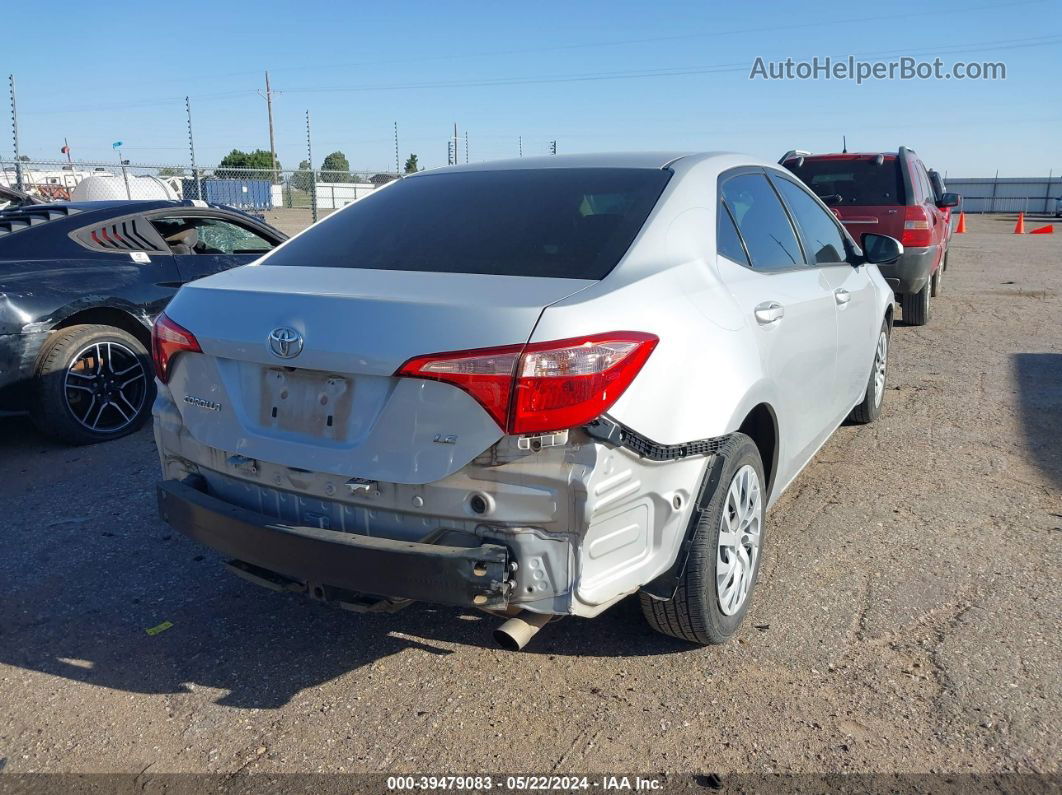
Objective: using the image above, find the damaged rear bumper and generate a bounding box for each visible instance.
[157,478,512,609]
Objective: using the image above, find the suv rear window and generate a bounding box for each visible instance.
[264,168,672,279]
[783,157,905,206]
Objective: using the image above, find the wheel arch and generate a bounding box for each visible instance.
[50,306,152,352]
[736,402,778,499]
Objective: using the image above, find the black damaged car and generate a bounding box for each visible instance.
[0,199,286,444]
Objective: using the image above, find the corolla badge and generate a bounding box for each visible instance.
[268,327,303,359]
[184,395,222,412]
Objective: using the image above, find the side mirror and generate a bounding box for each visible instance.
[861,233,904,265]
[819,193,843,206]
[937,192,960,208]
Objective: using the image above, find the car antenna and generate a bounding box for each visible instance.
[842,135,847,154]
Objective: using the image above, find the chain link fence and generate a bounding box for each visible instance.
[0,159,401,234]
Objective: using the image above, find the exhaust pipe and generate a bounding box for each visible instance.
[493,610,552,651]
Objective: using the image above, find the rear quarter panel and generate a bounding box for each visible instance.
[0,256,181,332]
[529,157,771,451]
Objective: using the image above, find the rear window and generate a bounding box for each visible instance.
[783,157,905,206]
[263,168,671,280]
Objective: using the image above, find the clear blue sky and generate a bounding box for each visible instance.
[6,0,1061,176]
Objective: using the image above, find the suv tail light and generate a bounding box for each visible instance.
[397,332,658,435]
[151,312,201,384]
[901,205,932,247]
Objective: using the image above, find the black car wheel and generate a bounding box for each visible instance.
[31,324,155,445]
[901,281,931,326]
[640,433,766,645]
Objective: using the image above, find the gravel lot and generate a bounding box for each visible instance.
[0,214,1058,777]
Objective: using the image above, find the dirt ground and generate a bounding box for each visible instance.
[0,214,1058,778]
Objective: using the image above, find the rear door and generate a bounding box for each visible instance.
[148,212,281,282]
[770,173,877,411]
[913,159,947,254]
[715,170,839,473]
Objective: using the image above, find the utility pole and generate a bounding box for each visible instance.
[465,131,469,163]
[394,121,400,176]
[450,123,459,166]
[306,110,316,223]
[113,141,131,200]
[549,140,557,155]
[9,74,22,191]
[518,136,522,157]
[185,96,199,200]
[263,71,279,185]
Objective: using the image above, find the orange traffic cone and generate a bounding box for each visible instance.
[1029,224,1054,235]
[955,212,967,234]
[1013,212,1025,234]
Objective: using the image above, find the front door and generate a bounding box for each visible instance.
[770,174,878,412]
[717,171,839,480]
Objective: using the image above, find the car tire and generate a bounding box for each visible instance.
[31,324,155,445]
[901,281,931,326]
[640,432,766,645]
[847,319,890,425]
[931,260,944,297]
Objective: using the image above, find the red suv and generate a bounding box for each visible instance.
[781,147,959,326]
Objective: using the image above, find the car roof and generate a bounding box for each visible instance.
[414,151,784,176]
[36,199,213,214]
[417,152,694,173]
[790,152,900,160]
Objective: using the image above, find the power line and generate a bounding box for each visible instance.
[12,32,1061,116]
[16,0,1048,105]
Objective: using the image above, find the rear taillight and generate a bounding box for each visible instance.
[901,205,932,247]
[151,311,201,384]
[397,332,658,435]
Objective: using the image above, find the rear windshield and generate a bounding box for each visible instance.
[783,157,905,206]
[263,167,671,279]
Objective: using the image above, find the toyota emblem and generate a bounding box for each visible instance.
[268,327,304,359]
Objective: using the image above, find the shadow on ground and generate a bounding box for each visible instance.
[1012,353,1062,488]
[0,423,693,709]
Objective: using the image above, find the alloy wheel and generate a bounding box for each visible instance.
[716,464,762,616]
[63,341,148,433]
[873,331,888,408]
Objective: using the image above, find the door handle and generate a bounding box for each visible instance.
[754,301,784,325]
[834,288,851,306]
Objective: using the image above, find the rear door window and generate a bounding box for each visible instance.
[720,173,805,272]
[771,176,849,265]
[261,168,672,280]
[151,216,275,255]
[717,201,750,266]
[784,157,905,206]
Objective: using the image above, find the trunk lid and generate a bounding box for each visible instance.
[833,205,906,241]
[782,154,908,240]
[162,265,593,484]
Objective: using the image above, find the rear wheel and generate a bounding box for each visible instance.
[848,319,890,425]
[931,261,944,297]
[31,324,154,445]
[901,280,931,326]
[640,433,765,645]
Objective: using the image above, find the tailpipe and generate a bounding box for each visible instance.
[493,610,553,651]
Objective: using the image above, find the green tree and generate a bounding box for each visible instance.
[158,166,186,177]
[289,159,314,192]
[217,148,280,179]
[403,154,420,174]
[319,151,352,183]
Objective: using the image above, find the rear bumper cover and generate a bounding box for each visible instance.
[157,478,512,608]
[876,244,940,295]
